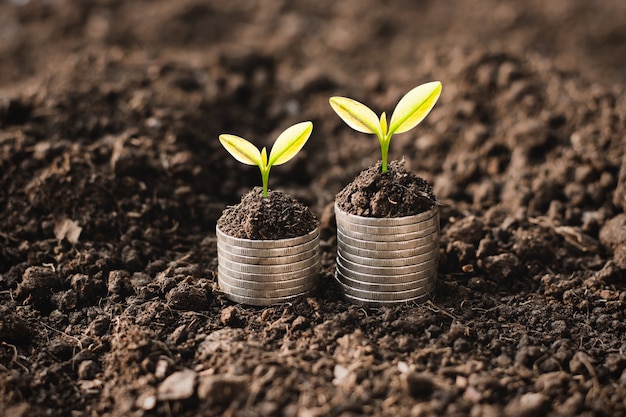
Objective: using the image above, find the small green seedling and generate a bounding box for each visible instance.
[219,121,313,197]
[329,81,442,173]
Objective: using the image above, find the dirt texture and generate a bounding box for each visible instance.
[1,1,626,417]
[217,187,318,240]
[335,160,436,217]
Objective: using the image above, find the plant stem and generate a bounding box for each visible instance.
[261,167,270,197]
[380,141,389,173]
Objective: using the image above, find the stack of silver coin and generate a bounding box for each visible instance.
[216,226,320,306]
[335,204,439,306]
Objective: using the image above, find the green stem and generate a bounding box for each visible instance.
[261,167,270,197]
[380,140,389,173]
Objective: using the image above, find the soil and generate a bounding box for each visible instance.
[217,187,318,240]
[1,1,626,417]
[335,160,436,217]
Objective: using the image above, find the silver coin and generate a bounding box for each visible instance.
[217,262,320,282]
[338,246,439,267]
[337,234,439,256]
[222,290,312,306]
[336,212,438,232]
[337,252,438,276]
[337,278,436,301]
[336,215,439,236]
[336,244,439,262]
[216,235,320,257]
[218,277,317,298]
[335,203,438,227]
[218,245,319,265]
[218,270,318,291]
[337,222,439,241]
[216,226,319,249]
[337,228,439,251]
[336,261,437,284]
[218,253,319,274]
[342,289,433,306]
[336,270,432,292]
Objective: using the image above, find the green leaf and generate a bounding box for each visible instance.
[269,121,313,166]
[389,81,442,135]
[329,97,382,136]
[219,134,262,166]
[379,112,388,138]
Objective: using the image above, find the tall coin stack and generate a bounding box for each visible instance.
[335,204,439,306]
[216,227,320,306]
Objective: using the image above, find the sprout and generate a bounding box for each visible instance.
[329,81,442,173]
[219,121,313,197]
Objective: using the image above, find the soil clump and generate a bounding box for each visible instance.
[335,160,436,217]
[217,187,318,240]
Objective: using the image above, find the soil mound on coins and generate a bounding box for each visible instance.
[336,160,436,217]
[217,187,318,240]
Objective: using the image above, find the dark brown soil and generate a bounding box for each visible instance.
[217,187,318,240]
[1,1,626,417]
[335,160,436,217]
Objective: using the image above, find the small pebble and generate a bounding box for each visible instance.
[136,389,157,410]
[221,306,240,327]
[504,392,548,417]
[158,369,197,401]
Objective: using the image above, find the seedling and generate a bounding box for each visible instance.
[329,81,442,173]
[219,121,313,197]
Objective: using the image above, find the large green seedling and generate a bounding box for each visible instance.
[329,81,442,173]
[219,121,313,197]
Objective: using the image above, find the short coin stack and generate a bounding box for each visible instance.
[216,226,320,306]
[335,204,439,306]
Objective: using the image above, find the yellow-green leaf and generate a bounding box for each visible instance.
[389,81,442,135]
[329,97,381,136]
[269,121,313,166]
[219,134,262,166]
[380,112,388,138]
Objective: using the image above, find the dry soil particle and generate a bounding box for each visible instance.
[599,213,626,269]
[335,160,436,217]
[15,266,62,313]
[217,187,318,240]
